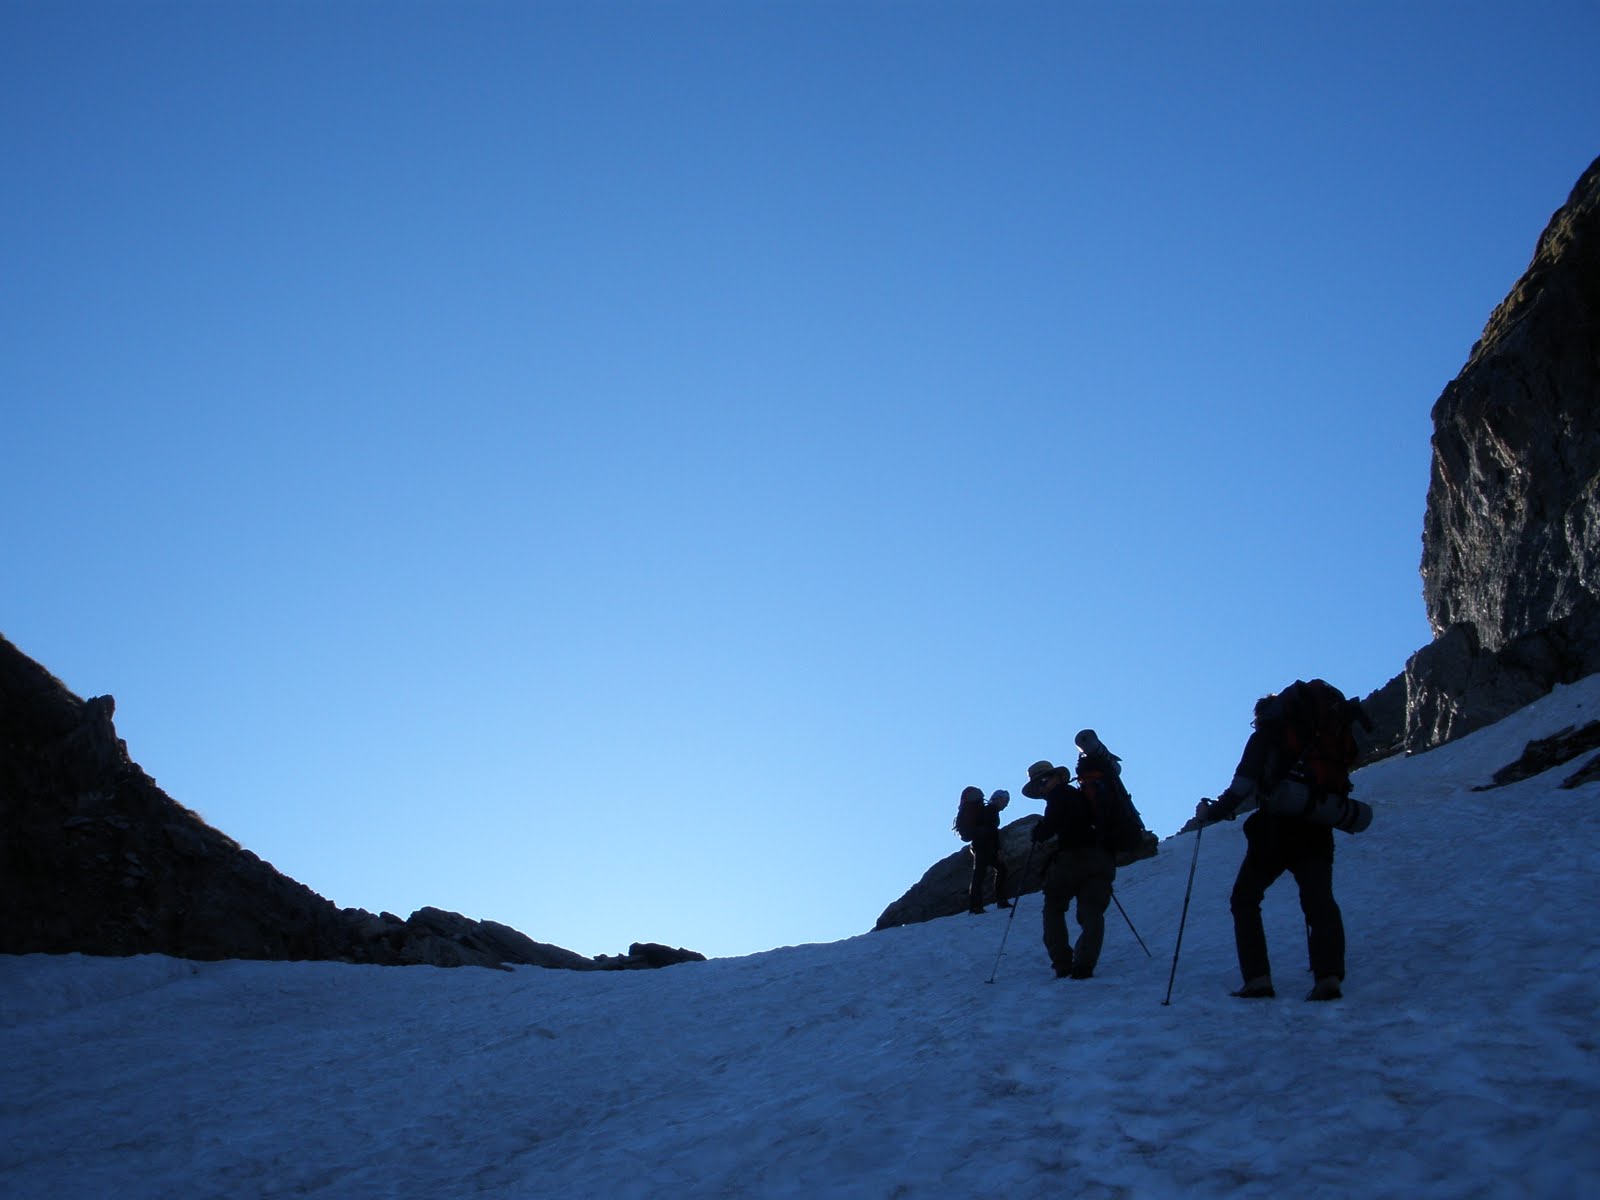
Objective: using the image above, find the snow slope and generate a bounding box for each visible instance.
[5,679,1600,1199]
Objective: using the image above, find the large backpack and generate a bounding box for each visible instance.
[1277,679,1361,795]
[952,788,985,841]
[1076,750,1148,856]
[1260,679,1375,833]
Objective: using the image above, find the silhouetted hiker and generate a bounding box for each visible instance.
[1022,760,1114,979]
[1195,680,1371,1002]
[1072,728,1149,857]
[953,786,1011,913]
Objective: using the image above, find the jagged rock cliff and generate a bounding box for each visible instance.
[1405,155,1600,750]
[0,634,702,970]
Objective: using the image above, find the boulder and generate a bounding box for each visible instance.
[593,942,708,970]
[873,815,1157,932]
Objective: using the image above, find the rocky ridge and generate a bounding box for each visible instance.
[0,633,702,971]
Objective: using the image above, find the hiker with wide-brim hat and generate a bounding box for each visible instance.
[1022,760,1070,799]
[1023,758,1116,980]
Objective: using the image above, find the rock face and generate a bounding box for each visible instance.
[1408,156,1600,750]
[0,634,697,971]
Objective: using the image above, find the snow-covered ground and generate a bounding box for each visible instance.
[6,680,1600,1199]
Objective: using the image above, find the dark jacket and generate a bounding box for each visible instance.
[1031,780,1102,850]
[1212,724,1285,821]
[1214,719,1335,854]
[1234,723,1284,787]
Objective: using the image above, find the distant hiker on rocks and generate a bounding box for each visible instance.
[1022,760,1114,979]
[1194,679,1374,1003]
[953,786,1012,913]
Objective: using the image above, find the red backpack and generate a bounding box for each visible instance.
[1279,679,1361,795]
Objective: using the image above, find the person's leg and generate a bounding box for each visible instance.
[1230,845,1286,990]
[967,844,988,912]
[1040,854,1074,976]
[1291,855,1345,988]
[1069,853,1115,977]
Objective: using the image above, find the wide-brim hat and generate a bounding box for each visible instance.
[1022,760,1067,799]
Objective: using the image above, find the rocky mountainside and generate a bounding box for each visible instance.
[0,634,701,971]
[1403,154,1600,751]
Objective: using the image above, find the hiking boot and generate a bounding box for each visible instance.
[1068,966,1094,980]
[1231,976,1275,999]
[1305,976,1343,1002]
[996,898,1013,909]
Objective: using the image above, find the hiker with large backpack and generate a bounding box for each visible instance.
[1194,679,1374,1003]
[1022,759,1115,980]
[952,786,1012,913]
[1072,728,1151,864]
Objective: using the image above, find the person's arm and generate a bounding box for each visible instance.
[1197,729,1273,822]
[1031,797,1059,842]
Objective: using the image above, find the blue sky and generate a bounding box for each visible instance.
[5,1,1597,959]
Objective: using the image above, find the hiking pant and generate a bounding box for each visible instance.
[1040,844,1116,975]
[968,834,1009,909]
[1230,814,1345,983]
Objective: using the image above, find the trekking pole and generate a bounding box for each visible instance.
[1110,889,1152,957]
[1162,822,1204,1006]
[985,843,1035,985]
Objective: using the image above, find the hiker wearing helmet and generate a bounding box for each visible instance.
[1195,681,1369,1002]
[1023,759,1115,980]
[953,786,1012,913]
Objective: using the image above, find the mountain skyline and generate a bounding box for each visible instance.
[6,4,1598,960]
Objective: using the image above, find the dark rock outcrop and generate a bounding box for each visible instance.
[0,633,697,971]
[873,815,1157,932]
[1354,673,1408,764]
[1474,719,1600,790]
[1408,156,1600,750]
[1400,611,1600,752]
[595,942,708,970]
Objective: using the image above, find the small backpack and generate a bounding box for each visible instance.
[1277,679,1362,795]
[1076,750,1147,855]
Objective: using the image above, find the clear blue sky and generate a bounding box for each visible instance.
[4,1,1596,960]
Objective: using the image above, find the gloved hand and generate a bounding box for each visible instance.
[1195,798,1218,825]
